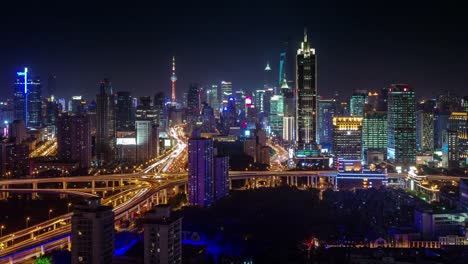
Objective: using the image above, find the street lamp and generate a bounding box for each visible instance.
[0,225,5,237]
[26,217,30,228]
[67,203,72,213]
[48,209,53,219]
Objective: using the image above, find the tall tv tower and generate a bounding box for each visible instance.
[170,56,177,105]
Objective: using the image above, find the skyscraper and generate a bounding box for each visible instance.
[206,85,219,112]
[333,117,363,161]
[416,110,434,152]
[295,29,317,151]
[47,73,57,98]
[144,205,182,264]
[96,79,116,166]
[448,112,467,160]
[362,111,387,162]
[136,120,156,163]
[116,91,135,131]
[57,113,92,168]
[442,130,459,169]
[188,137,214,207]
[350,90,367,117]
[13,68,42,128]
[264,61,274,93]
[269,95,284,138]
[387,84,416,167]
[136,97,157,124]
[187,83,201,111]
[71,198,114,264]
[220,81,232,103]
[318,99,336,150]
[214,155,229,200]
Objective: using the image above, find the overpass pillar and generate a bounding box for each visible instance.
[229,179,232,190]
[156,192,160,204]
[32,182,38,190]
[137,204,141,213]
[8,256,13,264]
[62,181,66,189]
[40,245,45,255]
[68,236,71,250]
[120,179,124,187]
[174,185,179,194]
[91,180,95,192]
[163,189,168,204]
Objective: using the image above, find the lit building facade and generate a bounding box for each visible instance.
[448,112,467,160]
[71,198,114,264]
[295,29,317,151]
[188,137,214,207]
[269,95,284,138]
[416,110,434,152]
[387,84,416,166]
[362,111,387,162]
[318,99,336,150]
[220,81,232,103]
[333,117,363,161]
[214,155,229,200]
[442,130,459,169]
[13,68,42,128]
[144,205,182,264]
[350,90,367,117]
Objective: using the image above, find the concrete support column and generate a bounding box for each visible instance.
[229,180,232,190]
[62,182,66,189]
[137,204,141,213]
[156,192,160,204]
[174,185,179,194]
[163,189,168,203]
[91,181,95,191]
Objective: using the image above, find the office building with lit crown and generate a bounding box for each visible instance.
[333,117,363,162]
[295,29,318,152]
[387,84,416,167]
[71,198,114,264]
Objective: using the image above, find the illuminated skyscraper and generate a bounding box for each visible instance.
[264,61,274,93]
[442,130,459,169]
[269,95,284,138]
[387,84,416,166]
[416,110,434,152]
[206,84,219,111]
[220,81,232,103]
[333,117,363,161]
[448,112,467,160]
[187,83,201,111]
[96,79,116,166]
[295,29,317,151]
[13,68,42,128]
[350,90,367,117]
[318,99,336,150]
[362,111,387,161]
[188,137,214,207]
[171,56,177,105]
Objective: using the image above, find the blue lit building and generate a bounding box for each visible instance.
[13,68,42,128]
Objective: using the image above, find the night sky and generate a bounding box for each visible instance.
[0,1,467,101]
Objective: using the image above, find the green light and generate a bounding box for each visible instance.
[35,256,52,264]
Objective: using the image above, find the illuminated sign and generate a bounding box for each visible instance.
[164,139,172,147]
[245,96,252,105]
[116,138,136,145]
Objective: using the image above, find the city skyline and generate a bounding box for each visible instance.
[1,1,467,100]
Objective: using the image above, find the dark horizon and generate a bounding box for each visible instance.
[0,1,467,101]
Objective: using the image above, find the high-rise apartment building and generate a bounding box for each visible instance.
[333,117,363,161]
[144,205,182,264]
[295,29,317,151]
[71,198,114,264]
[96,79,116,165]
[214,155,229,200]
[206,85,219,112]
[387,84,416,167]
[136,120,158,163]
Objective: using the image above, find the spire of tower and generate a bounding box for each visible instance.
[170,56,177,104]
[304,27,308,42]
[265,61,271,71]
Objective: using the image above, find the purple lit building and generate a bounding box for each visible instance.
[188,136,230,207]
